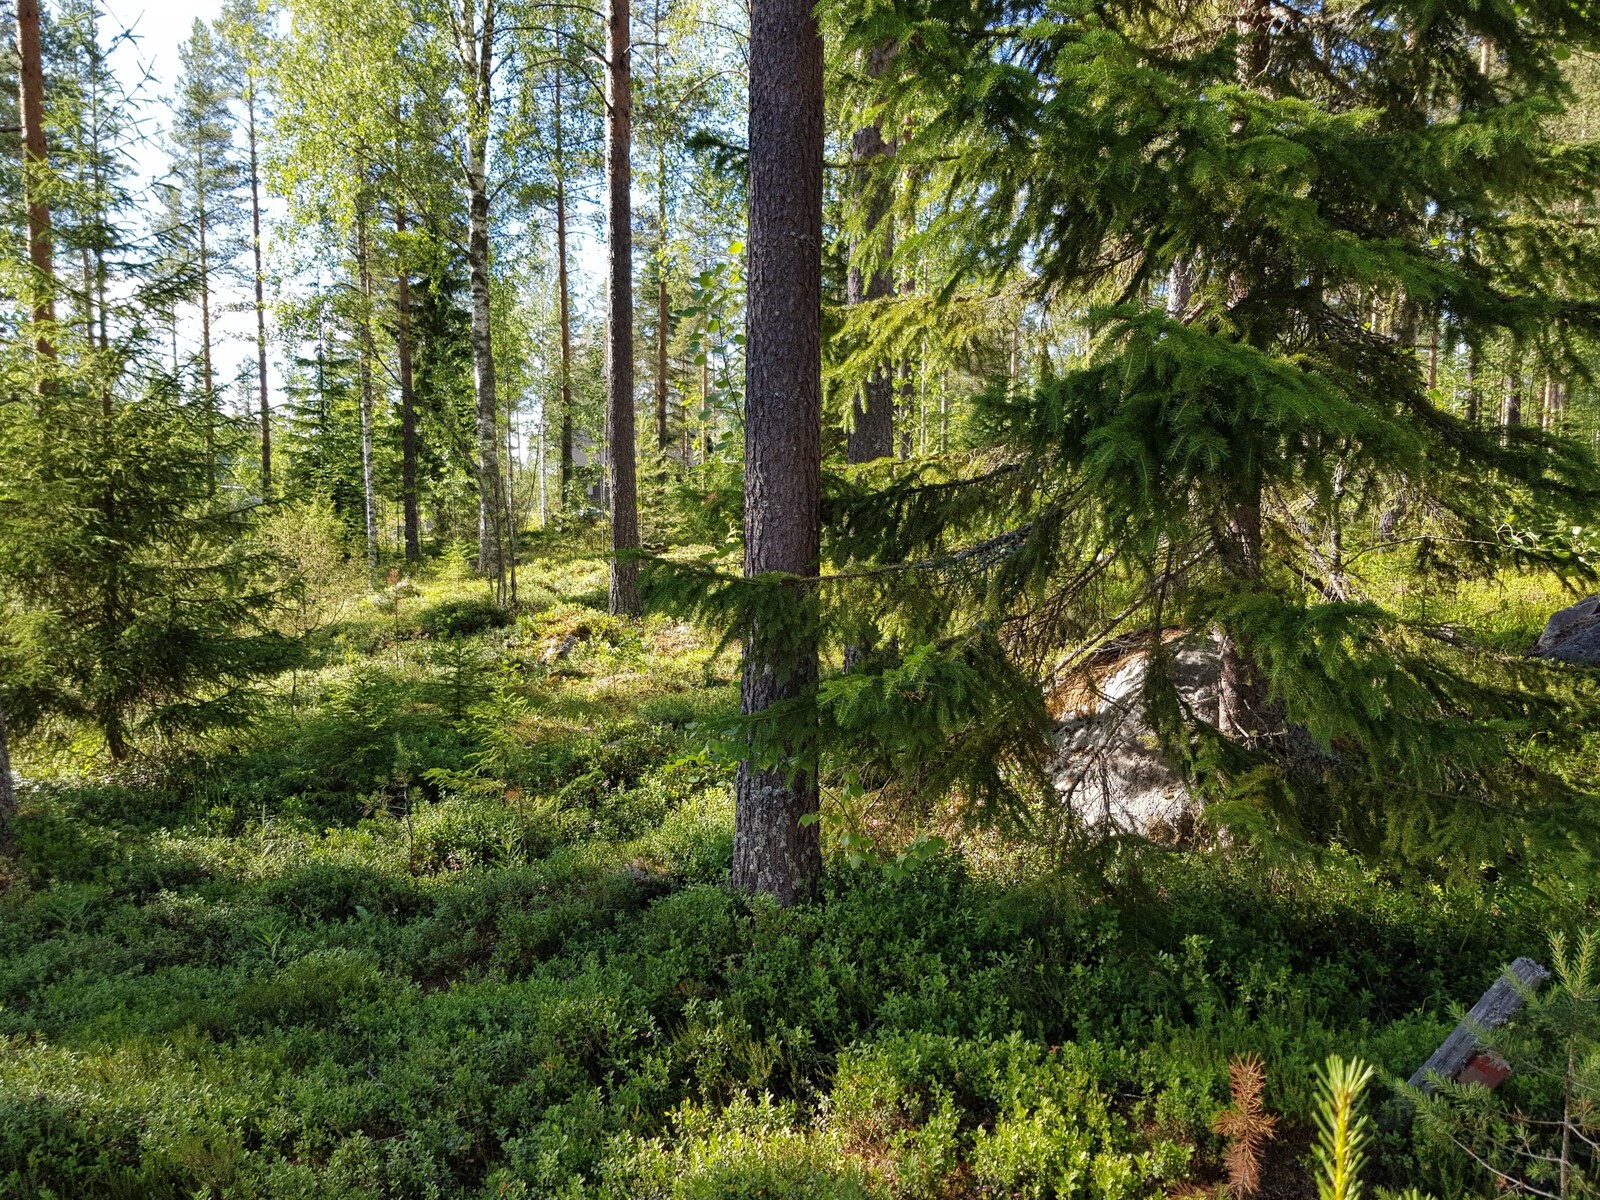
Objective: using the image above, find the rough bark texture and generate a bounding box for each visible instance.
[247,81,270,496]
[734,0,824,905]
[198,142,216,488]
[845,45,897,465]
[17,0,55,357]
[463,1,505,584]
[653,1,672,454]
[605,0,641,617]
[397,202,420,561]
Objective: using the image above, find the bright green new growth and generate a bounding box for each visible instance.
[1313,1056,1377,1200]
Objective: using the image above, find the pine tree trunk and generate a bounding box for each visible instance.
[397,202,421,561]
[555,67,576,502]
[463,2,504,588]
[357,207,379,582]
[605,0,641,617]
[16,0,55,360]
[247,81,271,496]
[735,0,824,906]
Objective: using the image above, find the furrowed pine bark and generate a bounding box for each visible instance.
[734,0,824,905]
[605,0,641,617]
[246,76,270,496]
[17,0,55,362]
[462,0,505,589]
[396,200,420,561]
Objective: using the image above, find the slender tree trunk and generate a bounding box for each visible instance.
[1465,341,1480,424]
[462,1,505,589]
[0,698,15,853]
[605,0,641,616]
[846,45,896,464]
[357,207,379,582]
[17,0,55,362]
[734,0,824,905]
[653,0,671,453]
[198,147,216,491]
[397,202,421,561]
[555,66,576,500]
[247,81,271,496]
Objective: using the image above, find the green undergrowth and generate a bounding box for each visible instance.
[0,547,1590,1198]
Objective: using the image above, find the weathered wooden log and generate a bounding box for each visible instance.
[1407,956,1550,1094]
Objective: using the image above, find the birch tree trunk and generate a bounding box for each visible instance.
[605,0,641,616]
[555,65,576,502]
[734,0,824,905]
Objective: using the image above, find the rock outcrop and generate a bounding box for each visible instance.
[1532,595,1600,667]
[1048,639,1217,836]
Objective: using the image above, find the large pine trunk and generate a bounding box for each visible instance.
[734,0,824,905]
[605,0,641,617]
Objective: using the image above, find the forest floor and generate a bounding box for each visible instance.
[0,542,1590,1199]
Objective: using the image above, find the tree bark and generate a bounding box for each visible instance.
[555,65,575,501]
[198,138,216,491]
[653,1,671,454]
[462,0,505,588]
[16,0,55,361]
[356,207,379,581]
[396,201,421,561]
[846,45,896,464]
[247,78,271,496]
[605,0,641,616]
[735,0,824,905]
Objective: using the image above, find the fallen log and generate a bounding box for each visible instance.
[1407,956,1550,1094]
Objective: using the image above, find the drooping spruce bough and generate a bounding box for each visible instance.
[655,0,1600,870]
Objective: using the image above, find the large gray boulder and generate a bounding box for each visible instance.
[1048,639,1217,835]
[1533,595,1600,667]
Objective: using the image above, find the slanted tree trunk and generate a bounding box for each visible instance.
[246,76,271,496]
[17,0,54,361]
[605,0,641,616]
[555,65,575,501]
[396,201,421,561]
[734,0,824,906]
[461,0,505,589]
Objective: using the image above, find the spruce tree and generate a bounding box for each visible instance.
[804,0,1600,863]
